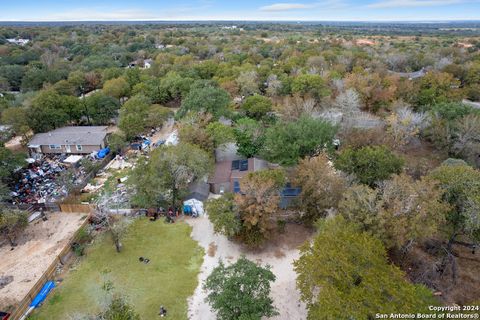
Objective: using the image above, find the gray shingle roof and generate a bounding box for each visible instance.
[29,126,108,146]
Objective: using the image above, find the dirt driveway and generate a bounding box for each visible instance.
[186,216,311,320]
[0,212,87,310]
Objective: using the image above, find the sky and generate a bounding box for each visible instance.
[0,0,479,21]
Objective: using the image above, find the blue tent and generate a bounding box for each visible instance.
[97,147,110,159]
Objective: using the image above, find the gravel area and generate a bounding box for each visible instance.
[186,215,310,320]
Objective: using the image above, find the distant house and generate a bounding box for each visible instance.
[28,126,109,155]
[209,158,268,194]
[127,58,153,69]
[388,68,427,80]
[6,38,30,46]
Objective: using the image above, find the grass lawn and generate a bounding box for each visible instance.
[30,218,204,320]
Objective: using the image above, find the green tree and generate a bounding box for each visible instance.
[291,74,330,99]
[146,104,173,128]
[130,143,212,209]
[204,257,278,320]
[0,145,26,183]
[0,65,24,91]
[103,77,130,102]
[118,95,150,140]
[85,93,120,125]
[429,164,480,248]
[178,85,230,118]
[262,116,337,166]
[205,121,236,148]
[29,90,82,132]
[294,216,436,320]
[234,118,265,158]
[205,193,241,238]
[0,210,29,246]
[1,107,30,135]
[416,72,461,108]
[241,95,272,120]
[108,132,127,154]
[335,146,404,187]
[159,72,193,103]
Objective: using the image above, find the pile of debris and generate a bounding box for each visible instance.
[9,155,87,204]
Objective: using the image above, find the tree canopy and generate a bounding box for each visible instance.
[262,116,337,166]
[294,216,436,320]
[204,257,278,320]
[130,143,213,209]
[335,145,404,186]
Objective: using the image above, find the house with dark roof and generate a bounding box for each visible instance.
[208,158,268,194]
[28,126,109,155]
[208,158,301,208]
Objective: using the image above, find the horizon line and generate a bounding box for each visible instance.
[1,19,480,23]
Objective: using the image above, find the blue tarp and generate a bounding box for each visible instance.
[30,281,55,308]
[97,147,110,159]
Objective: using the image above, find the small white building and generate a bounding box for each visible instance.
[7,38,30,46]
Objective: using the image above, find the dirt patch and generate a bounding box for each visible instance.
[150,117,176,145]
[395,139,448,178]
[394,241,480,305]
[4,135,25,152]
[186,217,312,320]
[0,212,87,310]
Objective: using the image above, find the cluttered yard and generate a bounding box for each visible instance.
[29,218,204,320]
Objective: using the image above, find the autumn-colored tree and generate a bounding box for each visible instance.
[178,124,214,153]
[345,72,396,112]
[235,169,286,247]
[293,154,346,224]
[340,174,449,250]
[415,72,461,108]
[294,216,436,320]
[377,174,449,250]
[274,95,318,121]
[386,106,430,147]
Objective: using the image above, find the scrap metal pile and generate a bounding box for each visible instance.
[10,156,86,204]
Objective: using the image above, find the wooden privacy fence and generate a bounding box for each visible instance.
[9,217,90,320]
[59,203,96,214]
